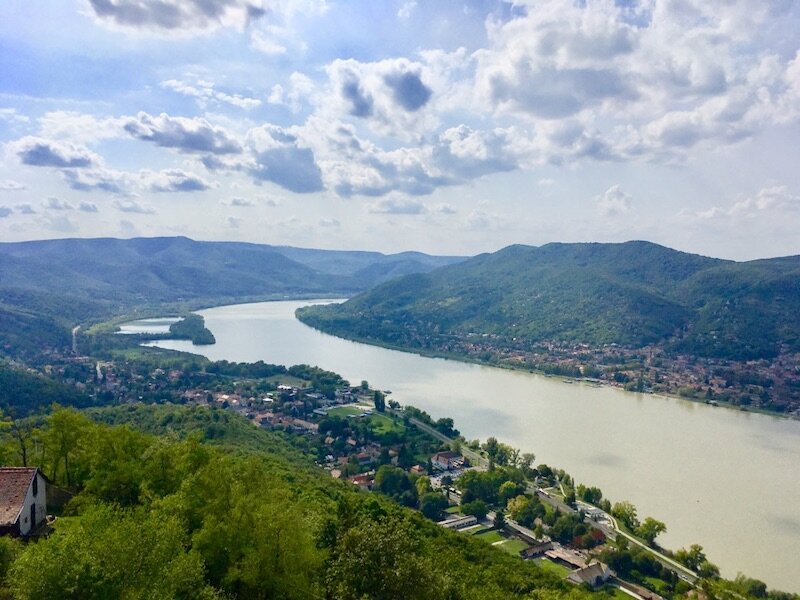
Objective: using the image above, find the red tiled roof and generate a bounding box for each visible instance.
[0,468,36,526]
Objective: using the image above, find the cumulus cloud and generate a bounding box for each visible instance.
[318,217,340,227]
[223,197,255,207]
[42,214,78,232]
[367,197,426,215]
[114,199,155,214]
[597,185,632,217]
[42,197,74,211]
[474,0,800,161]
[62,168,132,195]
[78,201,99,213]
[684,185,799,221]
[86,0,268,33]
[247,125,324,193]
[14,203,35,214]
[227,216,242,228]
[140,169,212,193]
[324,58,440,138]
[38,111,126,144]
[0,180,26,191]
[8,136,100,168]
[0,207,11,218]
[161,80,261,110]
[267,72,315,113]
[124,112,242,154]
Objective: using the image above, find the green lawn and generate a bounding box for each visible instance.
[473,529,504,544]
[462,524,488,535]
[534,558,570,577]
[264,374,309,388]
[445,505,461,514]
[496,538,529,556]
[369,413,405,434]
[326,406,364,417]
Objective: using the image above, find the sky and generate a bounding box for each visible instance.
[1,0,799,260]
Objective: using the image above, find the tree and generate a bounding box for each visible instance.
[493,510,506,529]
[519,452,536,476]
[636,517,666,546]
[461,499,488,520]
[611,500,640,530]
[373,390,385,412]
[420,493,448,521]
[498,480,523,504]
[415,475,432,498]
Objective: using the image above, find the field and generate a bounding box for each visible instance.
[326,405,365,418]
[369,413,405,434]
[534,558,571,577]
[473,529,504,543]
[495,538,529,556]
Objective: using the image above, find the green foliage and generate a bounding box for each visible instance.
[298,241,800,360]
[168,314,216,345]
[0,364,92,417]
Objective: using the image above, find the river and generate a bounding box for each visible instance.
[142,299,800,592]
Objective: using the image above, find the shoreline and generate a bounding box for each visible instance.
[293,309,796,422]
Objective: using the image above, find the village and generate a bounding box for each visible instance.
[184,375,698,600]
[5,349,708,599]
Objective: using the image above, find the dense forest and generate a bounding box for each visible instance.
[0,404,587,600]
[298,241,800,360]
[0,236,462,362]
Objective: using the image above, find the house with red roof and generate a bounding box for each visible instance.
[0,467,47,537]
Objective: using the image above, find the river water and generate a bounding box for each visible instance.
[143,299,800,592]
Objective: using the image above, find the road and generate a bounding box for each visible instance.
[404,411,698,585]
[406,416,489,468]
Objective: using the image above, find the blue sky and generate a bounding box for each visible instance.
[1,0,799,259]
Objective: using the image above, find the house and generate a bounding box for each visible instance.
[520,540,554,559]
[349,472,374,491]
[566,562,612,588]
[431,451,461,471]
[437,514,478,530]
[0,467,47,537]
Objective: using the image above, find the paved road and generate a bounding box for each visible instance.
[406,416,489,468]
[403,410,698,585]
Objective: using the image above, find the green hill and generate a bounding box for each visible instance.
[0,237,463,359]
[297,241,800,360]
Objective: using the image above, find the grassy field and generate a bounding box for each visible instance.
[264,374,308,388]
[534,558,570,577]
[445,505,461,514]
[473,529,504,544]
[369,413,405,434]
[496,538,529,556]
[326,406,365,417]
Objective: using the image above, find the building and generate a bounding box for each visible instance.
[431,451,461,471]
[566,562,612,588]
[0,467,47,537]
[437,515,478,529]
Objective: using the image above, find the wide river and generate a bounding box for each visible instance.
[146,300,800,592]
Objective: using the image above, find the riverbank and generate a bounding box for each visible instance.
[293,309,796,421]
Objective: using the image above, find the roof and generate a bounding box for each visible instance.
[0,468,37,526]
[432,451,460,461]
[567,562,610,584]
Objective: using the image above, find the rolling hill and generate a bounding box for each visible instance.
[297,241,800,360]
[0,236,463,359]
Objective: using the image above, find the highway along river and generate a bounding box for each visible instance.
[144,299,800,592]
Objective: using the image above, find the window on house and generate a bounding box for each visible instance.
[32,475,38,497]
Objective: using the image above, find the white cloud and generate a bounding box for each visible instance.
[38,111,126,144]
[161,80,261,110]
[124,112,242,154]
[597,184,632,218]
[42,197,74,211]
[223,197,255,207]
[0,180,26,191]
[0,207,11,218]
[114,199,155,214]
[14,203,35,214]
[367,197,426,215]
[78,201,99,213]
[7,136,101,168]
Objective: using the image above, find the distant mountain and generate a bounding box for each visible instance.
[297,241,800,360]
[0,236,464,358]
